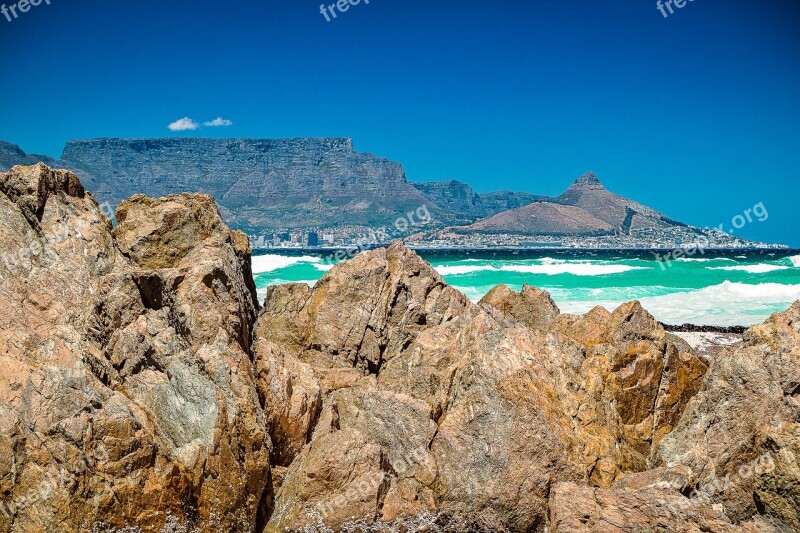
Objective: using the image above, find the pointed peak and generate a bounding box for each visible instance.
[573,171,603,188]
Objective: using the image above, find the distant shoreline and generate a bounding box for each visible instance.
[252,246,798,255]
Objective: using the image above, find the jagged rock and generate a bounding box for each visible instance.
[655,302,800,530]
[553,305,612,345]
[479,283,560,332]
[256,244,711,531]
[252,339,321,467]
[0,165,270,532]
[256,244,471,375]
[485,297,709,487]
[257,244,588,531]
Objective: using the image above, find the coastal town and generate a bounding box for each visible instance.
[248,224,788,251]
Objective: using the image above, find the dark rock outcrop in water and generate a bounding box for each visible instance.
[0,164,798,532]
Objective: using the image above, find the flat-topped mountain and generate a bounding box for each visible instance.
[56,137,434,231]
[2,140,552,231]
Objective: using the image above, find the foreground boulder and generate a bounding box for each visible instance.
[656,302,800,531]
[0,165,270,532]
[255,246,713,531]
[255,245,583,530]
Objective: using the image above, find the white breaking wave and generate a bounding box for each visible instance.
[252,254,321,274]
[500,264,645,276]
[710,264,790,274]
[558,281,800,327]
[434,265,499,275]
[435,260,645,277]
[790,255,800,268]
[638,281,800,326]
[673,257,735,263]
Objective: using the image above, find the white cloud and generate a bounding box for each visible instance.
[203,117,233,127]
[168,117,199,131]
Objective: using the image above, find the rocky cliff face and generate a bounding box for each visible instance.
[0,141,60,171]
[3,140,704,239]
[0,164,269,531]
[58,138,435,232]
[412,179,545,224]
[0,164,797,532]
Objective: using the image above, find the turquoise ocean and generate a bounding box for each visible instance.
[252,249,800,327]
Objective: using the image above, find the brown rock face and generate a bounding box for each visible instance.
[479,283,560,332]
[656,302,800,531]
[256,245,586,531]
[2,164,798,532]
[548,468,782,532]
[254,245,712,531]
[0,165,269,532]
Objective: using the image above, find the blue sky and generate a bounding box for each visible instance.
[1,0,799,245]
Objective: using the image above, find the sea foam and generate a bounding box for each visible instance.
[435,260,645,277]
[631,282,799,326]
[501,264,645,276]
[556,281,800,327]
[434,265,500,275]
[710,264,790,274]
[252,254,321,274]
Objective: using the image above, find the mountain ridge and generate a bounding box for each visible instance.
[0,139,776,248]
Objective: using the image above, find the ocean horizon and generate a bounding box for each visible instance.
[253,248,800,327]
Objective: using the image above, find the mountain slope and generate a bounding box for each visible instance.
[1,140,697,240]
[460,172,686,236]
[554,172,686,233]
[462,201,614,235]
[412,179,546,223]
[0,141,61,170]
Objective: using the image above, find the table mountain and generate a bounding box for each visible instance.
[56,137,440,232]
